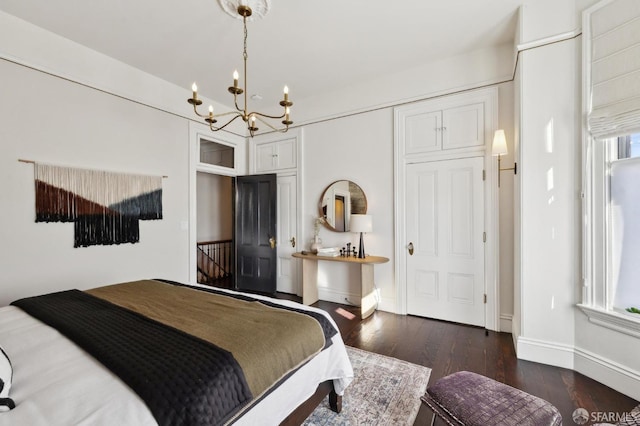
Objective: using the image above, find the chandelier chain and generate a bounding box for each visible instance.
[243,16,248,61]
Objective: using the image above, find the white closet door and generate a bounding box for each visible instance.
[406,156,485,326]
[442,102,485,150]
[403,109,442,154]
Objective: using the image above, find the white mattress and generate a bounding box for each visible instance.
[0,286,354,425]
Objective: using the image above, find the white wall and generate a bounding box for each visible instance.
[295,44,513,126]
[196,173,233,242]
[0,57,190,305]
[517,38,580,365]
[516,0,583,370]
[0,10,250,306]
[302,109,395,309]
[0,11,244,138]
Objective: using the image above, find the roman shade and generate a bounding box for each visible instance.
[587,0,640,139]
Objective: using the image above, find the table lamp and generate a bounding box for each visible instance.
[350,214,372,259]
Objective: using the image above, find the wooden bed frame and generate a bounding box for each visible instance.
[280,381,342,425]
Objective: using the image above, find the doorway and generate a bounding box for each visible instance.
[189,124,301,296]
[195,172,278,294]
[196,172,234,287]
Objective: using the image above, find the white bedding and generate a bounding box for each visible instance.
[0,286,354,426]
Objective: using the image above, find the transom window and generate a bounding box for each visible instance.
[200,139,235,169]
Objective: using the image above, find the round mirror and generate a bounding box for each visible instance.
[319,180,367,232]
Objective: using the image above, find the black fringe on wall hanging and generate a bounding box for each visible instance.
[34,163,163,248]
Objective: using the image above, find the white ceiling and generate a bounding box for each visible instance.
[0,0,523,111]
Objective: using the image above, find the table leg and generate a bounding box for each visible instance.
[361,263,376,319]
[302,258,319,305]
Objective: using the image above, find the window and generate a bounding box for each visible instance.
[617,134,640,159]
[610,133,640,315]
[199,139,235,169]
[579,134,640,337]
[580,0,640,336]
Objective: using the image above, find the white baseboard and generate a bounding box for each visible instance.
[317,287,357,306]
[499,314,513,333]
[574,346,640,402]
[515,336,575,369]
[377,296,395,314]
[511,317,520,349]
[317,288,396,315]
[515,336,640,401]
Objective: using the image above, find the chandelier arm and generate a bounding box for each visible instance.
[192,104,210,119]
[254,115,289,133]
[251,111,286,120]
[233,96,246,115]
[209,113,244,131]
[214,110,245,118]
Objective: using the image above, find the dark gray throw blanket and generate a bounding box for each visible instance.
[12,290,252,426]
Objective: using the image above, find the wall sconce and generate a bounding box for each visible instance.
[492,129,517,187]
[350,214,372,259]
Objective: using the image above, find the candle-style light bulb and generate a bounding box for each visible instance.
[208,105,214,117]
[283,85,289,102]
[233,70,239,88]
[191,82,198,99]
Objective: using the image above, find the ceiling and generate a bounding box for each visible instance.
[0,0,522,113]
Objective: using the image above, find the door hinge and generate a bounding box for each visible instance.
[483,232,486,242]
[484,294,487,304]
[482,169,486,181]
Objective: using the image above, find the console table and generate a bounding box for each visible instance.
[292,252,389,319]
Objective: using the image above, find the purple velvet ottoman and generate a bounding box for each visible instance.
[420,371,562,426]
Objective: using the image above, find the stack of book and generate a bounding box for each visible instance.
[316,247,340,257]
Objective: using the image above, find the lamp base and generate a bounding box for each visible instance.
[358,232,365,259]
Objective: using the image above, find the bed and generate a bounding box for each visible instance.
[0,279,354,425]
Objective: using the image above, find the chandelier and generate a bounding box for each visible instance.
[187,1,292,137]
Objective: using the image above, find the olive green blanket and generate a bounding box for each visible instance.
[87,279,326,399]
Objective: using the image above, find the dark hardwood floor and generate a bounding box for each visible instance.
[277,293,638,425]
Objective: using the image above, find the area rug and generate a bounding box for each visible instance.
[304,346,431,425]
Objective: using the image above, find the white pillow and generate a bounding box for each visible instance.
[0,345,15,411]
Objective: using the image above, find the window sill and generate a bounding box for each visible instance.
[577,304,640,338]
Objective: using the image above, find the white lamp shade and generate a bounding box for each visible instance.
[350,214,372,233]
[492,129,508,156]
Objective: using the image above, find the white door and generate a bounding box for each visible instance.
[406,156,485,326]
[276,175,298,294]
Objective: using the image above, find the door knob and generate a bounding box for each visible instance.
[269,236,276,249]
[290,237,296,248]
[408,242,414,256]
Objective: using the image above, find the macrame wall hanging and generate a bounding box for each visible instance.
[24,161,164,248]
